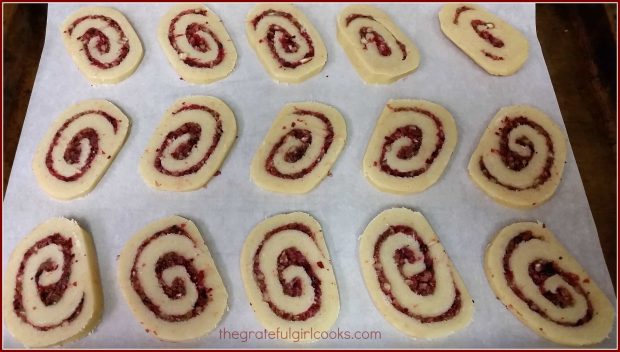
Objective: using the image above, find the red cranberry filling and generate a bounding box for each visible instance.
[14,234,85,331]
[265,109,334,180]
[378,106,445,178]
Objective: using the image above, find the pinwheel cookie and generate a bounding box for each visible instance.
[158,4,237,83]
[33,99,130,200]
[2,218,103,347]
[241,212,340,342]
[251,102,346,194]
[61,6,143,84]
[337,5,420,84]
[246,3,327,83]
[117,216,228,341]
[359,208,473,338]
[439,3,528,76]
[468,105,567,208]
[363,99,457,194]
[485,222,614,345]
[139,96,237,192]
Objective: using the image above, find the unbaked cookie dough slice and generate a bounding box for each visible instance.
[33,99,130,200]
[251,102,346,194]
[485,222,614,346]
[363,99,457,194]
[359,208,473,339]
[241,212,340,342]
[439,3,528,76]
[468,105,567,208]
[61,6,143,84]
[139,96,236,192]
[117,216,228,341]
[337,5,420,84]
[158,4,237,84]
[2,218,103,347]
[246,3,327,83]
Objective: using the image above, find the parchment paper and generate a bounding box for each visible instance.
[3,3,617,348]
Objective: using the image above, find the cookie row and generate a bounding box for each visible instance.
[33,97,568,208]
[3,211,613,347]
[61,3,529,85]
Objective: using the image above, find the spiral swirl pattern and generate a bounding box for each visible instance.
[130,225,209,322]
[363,100,457,194]
[140,96,237,192]
[251,102,346,194]
[241,213,340,339]
[45,110,119,182]
[61,7,143,83]
[345,14,407,60]
[253,223,322,321]
[13,234,84,331]
[439,3,529,75]
[265,109,333,180]
[3,218,102,347]
[33,100,130,200]
[359,208,473,338]
[502,231,592,326]
[452,4,506,56]
[118,216,227,341]
[451,4,505,54]
[167,9,224,68]
[373,225,461,323]
[251,10,314,69]
[468,105,567,208]
[158,5,237,83]
[154,104,222,177]
[379,106,445,178]
[337,5,419,84]
[66,15,129,69]
[485,222,614,345]
[246,4,327,83]
[479,116,554,191]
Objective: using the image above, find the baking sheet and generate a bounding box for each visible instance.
[2,2,617,348]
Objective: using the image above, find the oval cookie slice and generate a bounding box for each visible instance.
[485,222,614,345]
[241,212,340,342]
[251,102,346,194]
[468,105,567,208]
[139,96,237,192]
[337,5,420,84]
[61,6,143,84]
[246,3,327,83]
[158,4,237,84]
[359,208,473,338]
[117,216,228,341]
[439,3,528,76]
[33,99,130,200]
[363,99,457,194]
[2,218,103,347]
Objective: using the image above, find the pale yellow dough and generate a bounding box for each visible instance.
[2,218,103,347]
[246,3,327,83]
[240,212,340,342]
[32,99,130,200]
[139,96,237,192]
[61,6,143,84]
[117,216,228,342]
[251,102,346,194]
[439,3,528,76]
[468,105,567,208]
[158,4,237,84]
[337,5,420,84]
[485,222,614,346]
[359,208,473,339]
[363,99,457,194]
